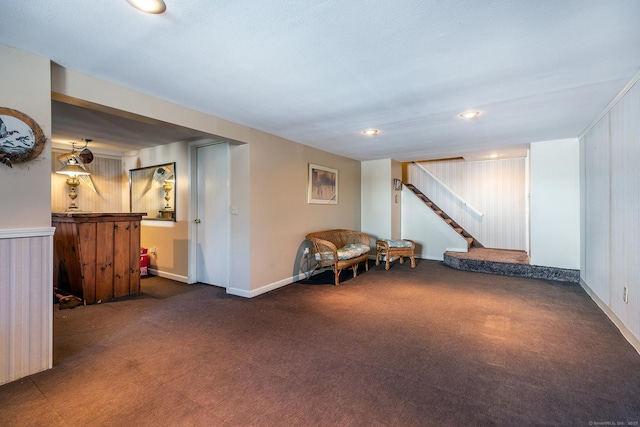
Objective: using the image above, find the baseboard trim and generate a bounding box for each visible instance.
[418,254,444,261]
[227,276,294,298]
[146,269,189,284]
[580,279,640,355]
[227,271,323,298]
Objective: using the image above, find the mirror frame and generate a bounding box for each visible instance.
[129,162,176,221]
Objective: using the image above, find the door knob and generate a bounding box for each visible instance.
[194,218,201,224]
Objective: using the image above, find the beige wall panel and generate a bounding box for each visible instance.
[0,45,52,228]
[247,130,361,291]
[124,141,190,280]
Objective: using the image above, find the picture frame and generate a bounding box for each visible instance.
[0,107,46,168]
[308,163,338,204]
[129,162,176,221]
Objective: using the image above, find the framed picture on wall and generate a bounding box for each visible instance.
[0,107,46,168]
[308,163,338,204]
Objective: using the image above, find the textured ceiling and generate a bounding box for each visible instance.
[2,0,640,161]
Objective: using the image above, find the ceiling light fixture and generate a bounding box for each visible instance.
[126,0,166,14]
[459,111,480,120]
[362,129,379,136]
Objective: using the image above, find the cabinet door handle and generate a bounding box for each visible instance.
[194,218,201,224]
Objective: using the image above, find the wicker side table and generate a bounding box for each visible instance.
[376,239,416,270]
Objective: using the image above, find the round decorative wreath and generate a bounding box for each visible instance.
[0,107,46,168]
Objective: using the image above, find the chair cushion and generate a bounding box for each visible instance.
[315,243,370,261]
[382,239,413,248]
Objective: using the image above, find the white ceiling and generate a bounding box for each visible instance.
[2,1,640,161]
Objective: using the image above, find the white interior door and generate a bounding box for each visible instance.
[196,143,229,287]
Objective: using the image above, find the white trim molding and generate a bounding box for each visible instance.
[147,268,190,284]
[579,67,640,139]
[0,227,55,239]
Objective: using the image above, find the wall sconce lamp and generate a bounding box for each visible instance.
[56,158,90,211]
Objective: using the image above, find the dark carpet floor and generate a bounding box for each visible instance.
[1,260,639,426]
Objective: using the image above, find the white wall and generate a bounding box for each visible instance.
[529,139,580,269]
[581,76,640,349]
[362,159,394,246]
[401,187,468,260]
[228,143,251,293]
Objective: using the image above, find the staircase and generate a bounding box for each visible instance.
[404,183,483,250]
[404,182,579,283]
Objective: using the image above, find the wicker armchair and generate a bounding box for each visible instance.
[305,229,371,285]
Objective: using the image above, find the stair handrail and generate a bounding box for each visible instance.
[412,162,484,217]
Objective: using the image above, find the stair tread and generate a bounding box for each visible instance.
[465,237,474,249]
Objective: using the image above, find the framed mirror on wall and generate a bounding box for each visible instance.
[130,162,176,221]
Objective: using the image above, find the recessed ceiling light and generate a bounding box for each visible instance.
[126,0,166,14]
[459,111,480,120]
[489,153,499,158]
[362,129,379,136]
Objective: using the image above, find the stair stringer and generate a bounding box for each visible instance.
[405,183,483,249]
[401,186,469,261]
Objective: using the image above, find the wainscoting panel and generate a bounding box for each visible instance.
[407,158,527,250]
[609,81,640,337]
[583,116,610,305]
[0,228,54,386]
[51,151,124,213]
[581,76,640,346]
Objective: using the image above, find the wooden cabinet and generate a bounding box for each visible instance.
[52,213,145,304]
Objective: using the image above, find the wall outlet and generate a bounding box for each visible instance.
[149,247,157,255]
[623,286,628,303]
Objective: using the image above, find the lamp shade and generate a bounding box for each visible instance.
[56,159,90,176]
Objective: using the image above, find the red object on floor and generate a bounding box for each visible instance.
[140,248,148,276]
